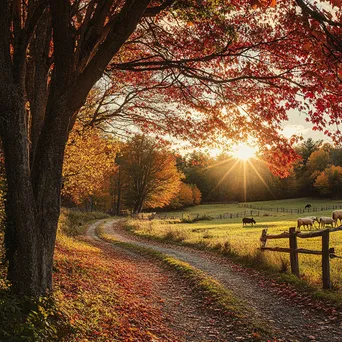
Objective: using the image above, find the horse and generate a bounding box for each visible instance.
[242,217,256,226]
[332,210,342,226]
[319,217,334,229]
[297,217,315,230]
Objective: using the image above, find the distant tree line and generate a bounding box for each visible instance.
[58,132,342,213]
[60,132,201,214]
[177,138,342,203]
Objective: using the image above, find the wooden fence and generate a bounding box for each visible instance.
[259,226,342,289]
[240,203,342,215]
[151,210,262,221]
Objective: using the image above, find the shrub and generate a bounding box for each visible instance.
[58,209,110,236]
[163,228,188,242]
[180,214,213,223]
[0,293,70,341]
[193,214,213,222]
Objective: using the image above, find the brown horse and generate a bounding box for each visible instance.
[242,217,256,226]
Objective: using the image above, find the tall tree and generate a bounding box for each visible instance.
[0,0,341,296]
[120,135,182,213]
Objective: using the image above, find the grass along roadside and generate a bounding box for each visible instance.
[125,201,342,306]
[58,208,110,236]
[96,224,273,339]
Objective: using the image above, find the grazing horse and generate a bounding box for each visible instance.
[332,210,342,226]
[305,204,311,210]
[242,217,256,226]
[297,217,315,230]
[319,217,334,228]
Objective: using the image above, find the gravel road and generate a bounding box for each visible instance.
[94,218,342,342]
[86,220,255,341]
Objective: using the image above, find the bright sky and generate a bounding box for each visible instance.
[281,109,332,143]
[204,109,332,158]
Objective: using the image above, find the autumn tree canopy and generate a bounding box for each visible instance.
[0,0,341,296]
[62,123,117,205]
[169,182,202,208]
[118,135,182,213]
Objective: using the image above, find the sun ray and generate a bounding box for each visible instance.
[211,159,240,191]
[247,159,276,199]
[256,157,288,175]
[204,156,235,171]
[243,161,247,202]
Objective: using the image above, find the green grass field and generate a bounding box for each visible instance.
[129,198,342,291]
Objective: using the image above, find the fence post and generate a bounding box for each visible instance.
[260,228,267,248]
[322,230,331,289]
[289,227,300,278]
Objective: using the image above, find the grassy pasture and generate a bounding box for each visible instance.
[129,198,342,290]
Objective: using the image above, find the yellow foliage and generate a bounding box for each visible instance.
[62,124,118,204]
[119,135,182,212]
[314,165,342,196]
[178,183,194,206]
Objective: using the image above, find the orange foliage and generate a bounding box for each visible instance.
[314,165,342,196]
[192,184,202,205]
[178,183,194,207]
[169,183,202,208]
[119,136,182,213]
[62,125,117,204]
[307,149,331,173]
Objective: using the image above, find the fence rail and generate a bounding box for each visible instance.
[151,210,262,221]
[144,204,342,221]
[239,203,342,214]
[259,226,342,289]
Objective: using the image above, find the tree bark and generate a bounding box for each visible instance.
[0,0,156,297]
[0,81,72,295]
[0,84,40,295]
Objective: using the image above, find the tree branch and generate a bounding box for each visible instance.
[143,0,175,17]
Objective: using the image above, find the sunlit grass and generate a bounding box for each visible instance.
[129,198,342,291]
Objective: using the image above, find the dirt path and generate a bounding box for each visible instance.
[96,218,342,342]
[86,220,255,341]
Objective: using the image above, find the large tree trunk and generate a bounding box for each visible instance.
[1,87,39,295]
[0,83,71,295]
[0,0,152,297]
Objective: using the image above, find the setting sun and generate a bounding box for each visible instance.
[232,143,258,161]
